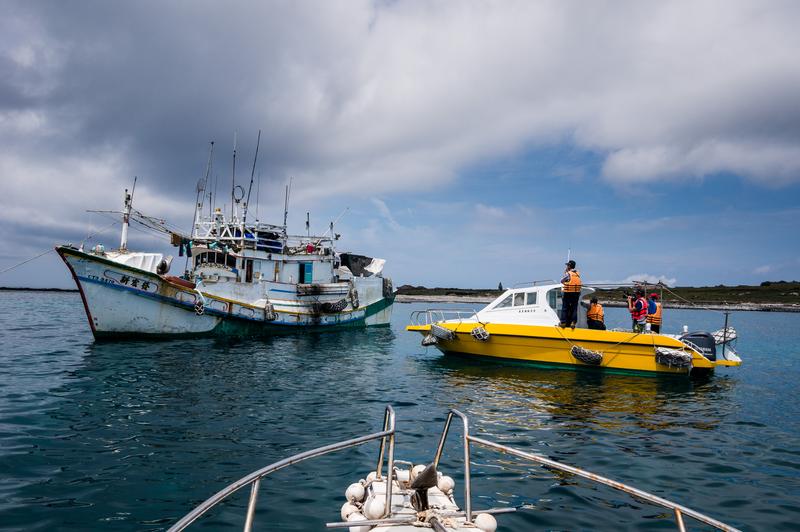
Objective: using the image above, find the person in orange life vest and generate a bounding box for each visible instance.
[647,293,663,333]
[586,296,605,330]
[560,260,582,328]
[627,288,648,333]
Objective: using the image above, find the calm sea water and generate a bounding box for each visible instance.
[0,291,799,531]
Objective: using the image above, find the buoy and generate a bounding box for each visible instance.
[410,464,426,482]
[345,482,365,503]
[340,502,359,521]
[474,513,498,532]
[366,471,378,482]
[363,496,385,519]
[437,475,455,494]
[347,512,370,532]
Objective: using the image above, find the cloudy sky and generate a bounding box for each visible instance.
[1,0,799,289]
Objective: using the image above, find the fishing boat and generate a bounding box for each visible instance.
[167,406,741,531]
[406,282,741,375]
[57,174,393,339]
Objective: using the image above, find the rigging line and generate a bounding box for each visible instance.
[657,283,726,315]
[0,220,119,277]
[0,248,55,276]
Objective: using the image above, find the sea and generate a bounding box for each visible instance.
[0,291,798,531]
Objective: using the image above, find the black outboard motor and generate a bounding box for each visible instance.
[680,331,716,361]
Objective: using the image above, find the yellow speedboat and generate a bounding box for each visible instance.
[406,283,742,375]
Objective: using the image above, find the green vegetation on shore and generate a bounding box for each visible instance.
[397,281,800,307]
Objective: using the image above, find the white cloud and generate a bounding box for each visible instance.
[1,1,799,287]
[753,265,773,275]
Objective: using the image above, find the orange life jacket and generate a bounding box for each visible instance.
[631,296,648,321]
[646,302,662,325]
[562,270,582,293]
[587,303,604,322]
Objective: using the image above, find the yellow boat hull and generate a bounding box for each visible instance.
[407,322,740,375]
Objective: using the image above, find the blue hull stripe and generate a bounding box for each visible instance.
[76,274,373,327]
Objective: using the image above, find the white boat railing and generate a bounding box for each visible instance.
[409,309,479,327]
[168,406,741,532]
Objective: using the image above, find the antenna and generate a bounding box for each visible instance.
[230,131,237,220]
[306,212,310,237]
[283,177,292,232]
[243,129,261,224]
[255,171,261,221]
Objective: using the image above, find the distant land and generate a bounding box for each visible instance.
[396,281,800,312]
[2,282,798,312]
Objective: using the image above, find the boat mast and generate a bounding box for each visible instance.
[192,141,214,239]
[120,176,137,252]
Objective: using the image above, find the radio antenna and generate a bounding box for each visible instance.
[230,131,237,220]
[283,177,292,232]
[243,129,261,224]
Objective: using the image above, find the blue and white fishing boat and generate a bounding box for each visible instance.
[57,173,394,339]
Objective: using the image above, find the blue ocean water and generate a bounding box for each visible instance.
[0,291,798,531]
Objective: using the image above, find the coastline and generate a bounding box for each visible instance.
[394,294,800,312]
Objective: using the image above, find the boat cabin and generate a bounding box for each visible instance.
[475,283,595,327]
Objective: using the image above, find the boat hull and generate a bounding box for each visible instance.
[58,246,394,339]
[407,322,721,375]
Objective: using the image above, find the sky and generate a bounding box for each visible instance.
[1,0,799,289]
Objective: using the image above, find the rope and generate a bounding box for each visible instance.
[554,324,644,355]
[656,283,727,315]
[0,221,119,277]
[0,248,54,276]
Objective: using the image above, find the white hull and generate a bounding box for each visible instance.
[58,246,394,338]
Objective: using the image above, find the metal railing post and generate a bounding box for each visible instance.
[433,412,453,468]
[243,479,260,532]
[384,419,396,518]
[675,508,687,532]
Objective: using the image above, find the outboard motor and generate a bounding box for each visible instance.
[680,331,716,361]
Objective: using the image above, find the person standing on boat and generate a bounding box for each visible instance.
[586,297,605,330]
[647,293,663,333]
[560,260,582,328]
[628,288,648,333]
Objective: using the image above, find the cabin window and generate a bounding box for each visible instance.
[298,262,313,284]
[495,294,513,309]
[547,288,562,311]
[526,292,537,305]
[226,254,236,268]
[513,293,525,306]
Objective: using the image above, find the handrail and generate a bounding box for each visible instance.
[433,409,741,532]
[409,309,479,327]
[511,279,557,287]
[168,406,396,532]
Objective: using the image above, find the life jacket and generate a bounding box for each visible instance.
[631,296,648,322]
[562,270,582,293]
[646,301,662,325]
[587,303,604,322]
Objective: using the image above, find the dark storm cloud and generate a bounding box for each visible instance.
[1,0,799,274]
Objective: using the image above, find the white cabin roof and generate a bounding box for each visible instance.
[473,283,595,326]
